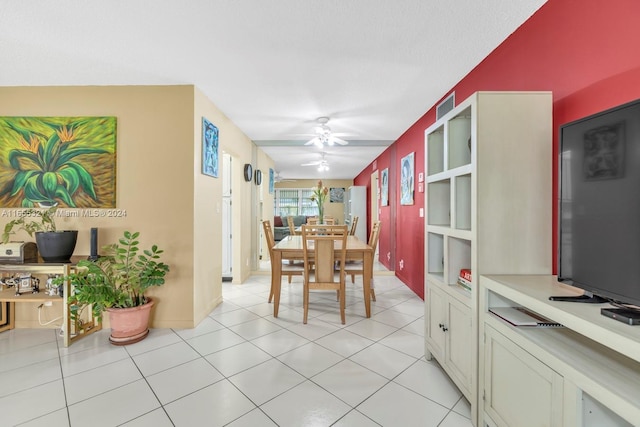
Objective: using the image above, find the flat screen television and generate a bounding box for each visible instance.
[557,98,640,308]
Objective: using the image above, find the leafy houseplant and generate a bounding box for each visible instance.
[59,231,170,345]
[1,206,78,262]
[2,206,58,242]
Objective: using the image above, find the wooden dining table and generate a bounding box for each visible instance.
[270,235,374,318]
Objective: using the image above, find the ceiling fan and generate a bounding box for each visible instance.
[304,117,349,147]
[273,170,296,183]
[301,152,330,172]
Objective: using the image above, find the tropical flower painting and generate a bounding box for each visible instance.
[0,116,117,208]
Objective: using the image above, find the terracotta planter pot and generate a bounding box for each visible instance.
[106,298,154,345]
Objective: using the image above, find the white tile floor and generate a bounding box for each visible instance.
[0,275,472,427]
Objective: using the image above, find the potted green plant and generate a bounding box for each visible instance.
[1,206,78,262]
[58,230,170,345]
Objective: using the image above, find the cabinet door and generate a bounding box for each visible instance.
[446,297,472,394]
[484,325,563,427]
[426,283,446,360]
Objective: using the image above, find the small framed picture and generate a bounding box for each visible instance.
[381,168,389,206]
[400,152,415,205]
[330,187,345,203]
[202,117,219,178]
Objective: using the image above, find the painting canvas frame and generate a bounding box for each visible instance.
[269,168,275,194]
[202,117,219,178]
[330,187,345,203]
[381,168,389,206]
[400,152,415,205]
[0,116,117,208]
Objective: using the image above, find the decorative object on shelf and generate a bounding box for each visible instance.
[0,242,37,263]
[243,163,253,182]
[2,206,77,262]
[202,117,219,178]
[0,274,40,295]
[269,168,275,194]
[330,187,345,203]
[0,116,117,208]
[55,230,170,345]
[254,169,262,185]
[16,274,39,296]
[381,168,389,206]
[400,152,415,205]
[89,228,99,261]
[310,180,329,224]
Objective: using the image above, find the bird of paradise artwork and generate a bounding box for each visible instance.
[0,116,117,208]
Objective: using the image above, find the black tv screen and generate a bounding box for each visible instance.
[558,98,640,307]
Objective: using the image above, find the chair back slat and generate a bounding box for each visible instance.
[369,220,381,250]
[349,216,359,236]
[287,216,297,235]
[262,220,275,256]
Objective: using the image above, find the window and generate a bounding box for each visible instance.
[275,188,319,217]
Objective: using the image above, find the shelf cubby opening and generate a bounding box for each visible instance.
[427,180,451,226]
[448,107,472,170]
[427,127,445,176]
[427,233,444,280]
[454,174,471,230]
[447,236,471,286]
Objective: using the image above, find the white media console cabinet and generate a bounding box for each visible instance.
[479,275,639,427]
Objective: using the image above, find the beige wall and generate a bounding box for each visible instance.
[255,150,275,264]
[275,179,354,224]
[0,85,272,329]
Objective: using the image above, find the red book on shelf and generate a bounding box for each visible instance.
[459,268,472,282]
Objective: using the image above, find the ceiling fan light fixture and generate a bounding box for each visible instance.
[304,116,348,148]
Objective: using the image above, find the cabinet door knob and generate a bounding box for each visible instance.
[438,323,444,329]
[442,326,448,332]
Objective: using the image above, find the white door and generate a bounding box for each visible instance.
[370,170,379,257]
[222,154,232,280]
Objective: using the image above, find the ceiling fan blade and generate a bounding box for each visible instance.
[329,135,349,145]
[301,161,322,166]
[304,137,321,146]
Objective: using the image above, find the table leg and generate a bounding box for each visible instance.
[363,250,372,318]
[272,251,282,317]
[0,301,15,333]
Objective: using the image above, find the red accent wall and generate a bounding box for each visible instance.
[356,0,640,298]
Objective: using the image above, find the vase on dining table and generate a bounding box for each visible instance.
[318,203,324,225]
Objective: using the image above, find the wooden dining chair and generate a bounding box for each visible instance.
[287,216,299,236]
[349,216,359,236]
[263,220,304,303]
[345,220,381,301]
[306,217,319,225]
[301,224,348,324]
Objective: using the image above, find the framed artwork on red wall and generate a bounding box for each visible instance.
[381,168,389,206]
[400,152,414,205]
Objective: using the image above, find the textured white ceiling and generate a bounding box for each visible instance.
[0,0,547,180]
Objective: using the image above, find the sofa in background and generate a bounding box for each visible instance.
[273,215,308,241]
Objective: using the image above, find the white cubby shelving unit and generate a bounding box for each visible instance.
[424,91,553,425]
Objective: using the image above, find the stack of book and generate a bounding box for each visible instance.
[456,268,472,292]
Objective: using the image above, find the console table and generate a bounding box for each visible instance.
[0,257,102,347]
